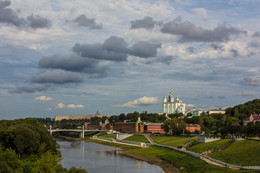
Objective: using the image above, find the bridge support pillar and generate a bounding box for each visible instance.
[49,125,52,136]
[81,125,84,139]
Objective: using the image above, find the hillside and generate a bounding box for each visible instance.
[225,99,260,120]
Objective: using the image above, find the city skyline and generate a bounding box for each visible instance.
[0,0,259,119]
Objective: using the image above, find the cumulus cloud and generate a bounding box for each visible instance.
[130,16,161,30]
[0,1,51,29]
[73,14,102,29]
[26,14,52,28]
[160,16,246,42]
[33,96,53,101]
[186,104,195,108]
[0,0,25,27]
[114,96,160,108]
[192,8,208,16]
[240,77,260,86]
[56,103,85,109]
[38,54,108,78]
[9,84,50,94]
[73,36,161,61]
[130,41,161,58]
[31,69,83,84]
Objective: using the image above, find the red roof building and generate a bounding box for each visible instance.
[243,114,260,125]
[144,123,165,133]
[185,124,201,133]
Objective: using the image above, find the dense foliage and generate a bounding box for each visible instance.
[0,118,88,173]
[226,99,260,120]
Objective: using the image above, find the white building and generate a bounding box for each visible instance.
[162,91,186,114]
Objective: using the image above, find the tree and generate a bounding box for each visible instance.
[162,118,185,135]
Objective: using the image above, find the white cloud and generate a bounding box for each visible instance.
[56,103,85,109]
[46,108,52,111]
[33,95,53,101]
[56,103,65,109]
[192,8,208,17]
[114,96,160,108]
[186,104,195,108]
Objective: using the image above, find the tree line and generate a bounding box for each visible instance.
[0,118,87,173]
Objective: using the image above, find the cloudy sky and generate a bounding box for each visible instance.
[0,0,259,119]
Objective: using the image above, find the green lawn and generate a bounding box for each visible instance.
[150,136,192,148]
[89,138,138,149]
[124,135,148,143]
[188,139,234,153]
[210,140,260,166]
[97,132,116,138]
[124,146,255,173]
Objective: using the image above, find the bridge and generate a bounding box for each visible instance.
[48,125,106,138]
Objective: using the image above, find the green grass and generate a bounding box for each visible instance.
[210,140,260,166]
[97,132,116,138]
[150,136,192,148]
[124,146,255,173]
[124,135,148,143]
[188,139,234,153]
[89,138,138,149]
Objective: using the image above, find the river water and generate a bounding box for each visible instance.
[57,139,164,173]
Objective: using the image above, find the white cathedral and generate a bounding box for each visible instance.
[162,91,186,114]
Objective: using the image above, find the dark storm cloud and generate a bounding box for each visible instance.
[103,36,128,52]
[9,84,50,93]
[38,55,108,78]
[130,16,160,30]
[0,0,25,27]
[0,1,51,29]
[31,70,83,84]
[74,14,102,29]
[26,14,52,28]
[240,77,260,86]
[160,17,246,42]
[73,36,161,61]
[73,43,128,61]
[130,41,161,58]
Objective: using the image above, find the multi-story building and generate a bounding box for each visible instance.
[54,115,69,121]
[144,123,165,133]
[162,91,186,114]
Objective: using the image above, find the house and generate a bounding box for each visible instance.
[243,114,260,125]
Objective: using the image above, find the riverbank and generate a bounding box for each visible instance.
[57,136,257,173]
[58,136,179,173]
[122,151,180,173]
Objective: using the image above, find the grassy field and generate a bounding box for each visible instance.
[124,146,256,173]
[89,138,138,149]
[210,140,260,166]
[188,139,234,153]
[97,132,116,138]
[150,136,192,148]
[124,135,149,143]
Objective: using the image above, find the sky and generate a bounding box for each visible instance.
[0,0,259,120]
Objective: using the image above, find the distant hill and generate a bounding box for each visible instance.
[225,99,260,120]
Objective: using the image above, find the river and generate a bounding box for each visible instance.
[57,139,164,173]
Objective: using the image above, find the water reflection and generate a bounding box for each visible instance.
[58,139,164,173]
